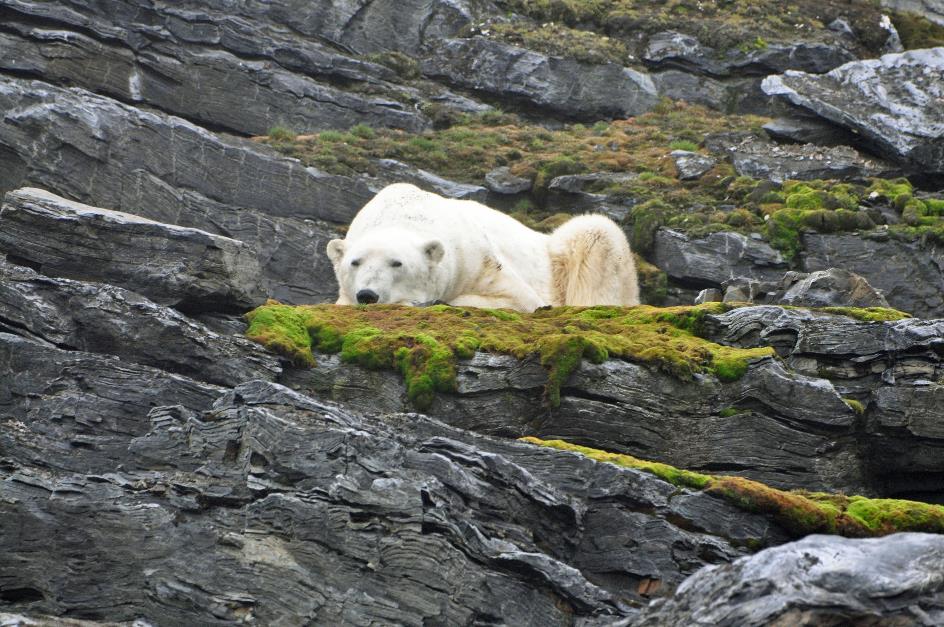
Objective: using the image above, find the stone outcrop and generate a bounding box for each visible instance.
[635,533,944,626]
[763,49,944,173]
[423,37,660,120]
[652,228,944,318]
[0,76,361,304]
[1,367,791,623]
[1,0,943,623]
[0,188,266,312]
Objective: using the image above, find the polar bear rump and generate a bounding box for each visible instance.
[327,183,639,311]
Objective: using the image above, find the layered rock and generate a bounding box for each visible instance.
[652,227,944,318]
[1,371,795,623]
[635,533,944,626]
[763,48,944,173]
[0,76,359,303]
[423,37,660,120]
[0,259,280,387]
[0,188,266,312]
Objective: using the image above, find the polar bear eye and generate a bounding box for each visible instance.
[350,259,361,267]
[390,260,402,268]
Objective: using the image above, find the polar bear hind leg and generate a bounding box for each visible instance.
[548,215,640,306]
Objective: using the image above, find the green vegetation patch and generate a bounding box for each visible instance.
[245,301,774,409]
[469,20,631,65]
[260,109,944,265]
[495,0,896,54]
[817,307,911,322]
[524,437,944,538]
[891,11,944,49]
[259,101,765,197]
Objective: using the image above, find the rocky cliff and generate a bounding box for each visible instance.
[1,1,944,625]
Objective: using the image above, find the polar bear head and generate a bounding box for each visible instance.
[327,229,445,305]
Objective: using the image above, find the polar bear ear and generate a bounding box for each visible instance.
[326,239,346,265]
[423,240,444,264]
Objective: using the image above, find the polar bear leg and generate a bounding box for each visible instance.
[451,262,547,312]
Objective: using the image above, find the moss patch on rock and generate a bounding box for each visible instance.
[259,101,764,196]
[245,302,774,409]
[817,307,911,322]
[259,107,944,266]
[523,437,944,538]
[494,0,896,55]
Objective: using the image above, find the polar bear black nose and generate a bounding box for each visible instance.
[356,289,379,304]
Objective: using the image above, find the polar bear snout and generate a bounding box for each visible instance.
[356,289,380,304]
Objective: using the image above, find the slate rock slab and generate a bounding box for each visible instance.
[1,379,796,624]
[771,268,890,308]
[635,533,944,626]
[802,231,944,318]
[423,37,659,120]
[670,150,717,180]
[0,188,265,313]
[724,135,901,182]
[0,259,281,387]
[763,48,944,173]
[652,229,789,287]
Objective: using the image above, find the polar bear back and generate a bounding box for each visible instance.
[347,183,551,277]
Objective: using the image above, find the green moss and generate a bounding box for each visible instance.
[669,139,699,152]
[719,407,743,418]
[256,106,944,260]
[635,255,668,305]
[522,437,944,539]
[817,307,911,322]
[244,301,314,367]
[843,398,865,415]
[891,11,944,49]
[245,302,774,409]
[522,437,712,490]
[267,126,297,142]
[495,0,892,55]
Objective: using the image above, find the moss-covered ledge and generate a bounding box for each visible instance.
[522,438,944,538]
[245,302,775,409]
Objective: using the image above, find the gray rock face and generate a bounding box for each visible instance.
[635,533,944,626]
[643,31,857,76]
[485,166,533,194]
[0,76,362,304]
[724,136,901,182]
[0,16,428,136]
[802,231,944,318]
[423,37,659,120]
[0,188,265,313]
[762,116,858,147]
[291,346,869,494]
[653,227,944,319]
[670,150,717,180]
[763,49,944,172]
[772,268,890,308]
[653,229,789,288]
[0,259,280,387]
[881,0,944,26]
[1,369,799,624]
[650,71,767,114]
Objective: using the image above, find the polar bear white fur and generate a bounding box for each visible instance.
[327,183,639,311]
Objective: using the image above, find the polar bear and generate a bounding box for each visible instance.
[326,183,638,311]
